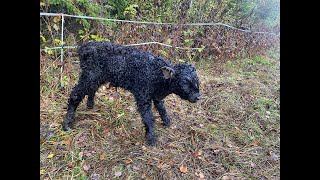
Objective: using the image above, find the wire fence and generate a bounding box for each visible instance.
[40,12,279,87]
[40,12,279,51]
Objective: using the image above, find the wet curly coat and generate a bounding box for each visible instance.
[63,41,201,145]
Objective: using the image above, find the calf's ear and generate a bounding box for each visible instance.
[161,66,175,79]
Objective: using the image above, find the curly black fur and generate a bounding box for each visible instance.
[63,41,201,146]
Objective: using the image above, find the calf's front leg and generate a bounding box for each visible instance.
[153,99,171,127]
[136,99,157,146]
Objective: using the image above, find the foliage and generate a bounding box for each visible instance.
[123,4,139,19]
[107,0,129,19]
[41,0,111,29]
[40,0,279,63]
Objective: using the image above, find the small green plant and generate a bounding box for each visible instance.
[177,59,186,63]
[123,4,139,18]
[60,75,70,88]
[89,34,109,42]
[252,56,270,65]
[40,35,47,42]
[54,38,63,46]
[253,97,274,114]
[78,29,109,42]
[158,49,168,57]
[112,110,128,128]
[47,0,110,28]
[197,45,206,53]
[44,46,54,55]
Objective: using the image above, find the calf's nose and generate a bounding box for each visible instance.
[195,94,202,100]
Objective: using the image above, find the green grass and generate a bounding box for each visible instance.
[40,47,280,179]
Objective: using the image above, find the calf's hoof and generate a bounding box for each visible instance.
[146,133,157,146]
[162,118,171,128]
[87,101,94,109]
[62,120,72,131]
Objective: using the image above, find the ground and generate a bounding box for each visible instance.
[40,47,280,180]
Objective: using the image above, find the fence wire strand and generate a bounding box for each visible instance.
[40,12,279,86]
[40,12,278,51]
[40,12,278,34]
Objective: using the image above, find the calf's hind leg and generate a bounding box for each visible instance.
[86,83,100,109]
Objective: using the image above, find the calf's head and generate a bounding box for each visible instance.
[161,64,202,103]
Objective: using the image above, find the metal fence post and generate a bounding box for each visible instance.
[60,13,65,87]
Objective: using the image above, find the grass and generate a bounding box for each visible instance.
[40,47,280,179]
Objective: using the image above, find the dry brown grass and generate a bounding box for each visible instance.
[40,47,279,180]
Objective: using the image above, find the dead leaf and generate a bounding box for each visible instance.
[114,171,122,177]
[221,175,231,180]
[62,138,70,145]
[195,171,205,179]
[90,173,100,180]
[132,165,140,171]
[168,160,177,166]
[208,117,215,122]
[167,143,178,148]
[85,152,92,157]
[40,169,45,175]
[180,165,187,173]
[53,16,61,23]
[146,159,153,165]
[208,124,217,130]
[227,144,233,148]
[192,150,203,158]
[199,172,205,179]
[103,128,110,134]
[53,24,60,31]
[142,146,147,151]
[40,2,45,7]
[49,123,60,128]
[49,166,58,171]
[83,164,90,171]
[197,156,206,162]
[99,154,105,160]
[250,140,260,147]
[47,154,54,159]
[141,172,146,179]
[171,125,177,129]
[78,152,84,159]
[124,158,133,164]
[213,149,220,154]
[156,160,167,169]
[68,162,75,168]
[250,161,256,168]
